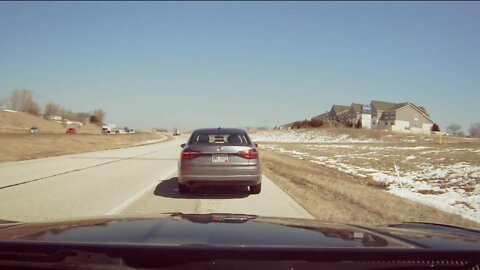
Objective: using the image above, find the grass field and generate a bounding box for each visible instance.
[252,128,480,226]
[0,133,172,163]
[260,150,479,228]
[0,110,102,134]
[0,109,175,163]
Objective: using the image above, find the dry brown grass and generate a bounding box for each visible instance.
[280,127,480,145]
[273,141,480,175]
[0,133,172,163]
[260,150,480,228]
[0,110,101,134]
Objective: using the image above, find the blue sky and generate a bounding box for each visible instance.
[0,2,479,132]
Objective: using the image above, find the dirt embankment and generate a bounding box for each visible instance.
[0,133,172,163]
[250,127,480,145]
[0,110,101,134]
[260,150,480,229]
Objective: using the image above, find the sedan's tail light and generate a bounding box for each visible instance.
[182,149,201,160]
[237,149,258,159]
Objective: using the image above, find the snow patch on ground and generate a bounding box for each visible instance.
[251,130,376,143]
[261,143,480,222]
[65,121,83,126]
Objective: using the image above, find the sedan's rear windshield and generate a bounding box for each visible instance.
[189,132,251,145]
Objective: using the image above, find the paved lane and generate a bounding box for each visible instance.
[0,136,171,189]
[0,136,312,222]
[121,174,313,219]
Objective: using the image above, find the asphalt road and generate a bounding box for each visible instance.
[0,136,312,222]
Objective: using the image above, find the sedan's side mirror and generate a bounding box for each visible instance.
[254,143,258,148]
[180,143,186,148]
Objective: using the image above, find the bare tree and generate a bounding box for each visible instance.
[75,112,91,123]
[310,119,324,128]
[90,109,105,126]
[7,89,41,116]
[8,90,107,124]
[446,123,462,136]
[44,102,100,123]
[43,102,62,118]
[27,102,41,116]
[58,108,77,121]
[431,123,440,132]
[470,123,480,138]
[7,91,21,111]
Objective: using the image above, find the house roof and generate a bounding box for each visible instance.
[385,102,429,115]
[385,102,432,122]
[337,110,349,117]
[387,102,408,111]
[331,105,350,114]
[418,106,429,116]
[371,100,397,111]
[350,103,362,113]
[312,112,328,120]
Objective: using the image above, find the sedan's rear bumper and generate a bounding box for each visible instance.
[178,174,262,187]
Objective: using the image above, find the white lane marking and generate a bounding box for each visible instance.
[106,167,177,215]
[133,134,168,146]
[0,146,176,190]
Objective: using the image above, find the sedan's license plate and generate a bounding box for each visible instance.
[212,154,228,163]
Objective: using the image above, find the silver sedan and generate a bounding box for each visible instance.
[178,128,262,194]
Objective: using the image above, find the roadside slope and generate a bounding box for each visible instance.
[0,110,101,134]
[0,133,172,163]
[260,150,480,228]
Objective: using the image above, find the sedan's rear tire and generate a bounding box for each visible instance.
[249,183,261,194]
[179,183,190,194]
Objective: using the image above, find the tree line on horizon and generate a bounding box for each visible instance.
[0,89,105,126]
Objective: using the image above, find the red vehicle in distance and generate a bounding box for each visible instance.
[66,128,77,134]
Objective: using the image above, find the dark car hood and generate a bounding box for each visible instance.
[0,213,479,250]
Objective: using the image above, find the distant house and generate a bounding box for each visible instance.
[311,111,328,121]
[327,105,350,122]
[345,103,362,124]
[277,121,296,130]
[370,100,398,127]
[377,102,433,134]
[336,110,349,122]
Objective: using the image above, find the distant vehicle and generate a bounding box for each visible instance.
[178,128,261,194]
[173,129,181,136]
[129,129,135,134]
[66,128,77,134]
[102,125,111,134]
[29,127,39,134]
